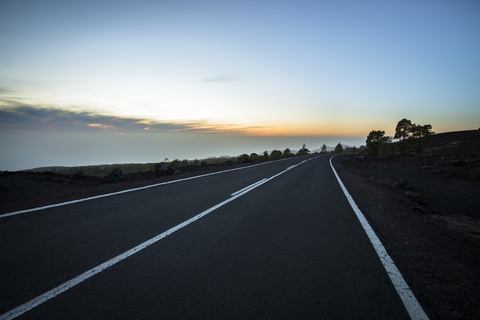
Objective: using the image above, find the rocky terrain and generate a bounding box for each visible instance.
[1,130,479,319]
[333,129,480,319]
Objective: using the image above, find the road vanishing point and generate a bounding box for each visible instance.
[0,155,428,319]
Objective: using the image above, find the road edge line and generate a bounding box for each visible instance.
[329,156,429,320]
[1,156,303,218]
[0,155,318,320]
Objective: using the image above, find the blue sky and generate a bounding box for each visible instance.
[1,0,479,170]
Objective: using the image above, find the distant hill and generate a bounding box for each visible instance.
[426,129,480,156]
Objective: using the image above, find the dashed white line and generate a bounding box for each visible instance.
[329,156,429,320]
[231,178,267,196]
[0,156,303,219]
[0,156,319,320]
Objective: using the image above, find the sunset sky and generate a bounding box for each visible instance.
[1,0,479,170]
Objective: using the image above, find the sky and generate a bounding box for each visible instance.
[1,0,479,170]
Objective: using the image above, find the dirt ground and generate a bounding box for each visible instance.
[1,130,479,319]
[0,162,249,215]
[333,130,480,320]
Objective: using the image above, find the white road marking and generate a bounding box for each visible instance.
[329,156,429,320]
[230,178,267,196]
[0,156,300,218]
[0,156,318,320]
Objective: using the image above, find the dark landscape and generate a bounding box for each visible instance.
[334,129,480,319]
[1,130,479,319]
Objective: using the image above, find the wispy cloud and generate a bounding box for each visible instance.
[200,75,237,82]
[0,99,267,135]
[0,87,14,94]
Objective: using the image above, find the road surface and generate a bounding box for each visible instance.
[1,155,421,319]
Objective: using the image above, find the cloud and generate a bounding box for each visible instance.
[200,75,237,82]
[0,87,14,94]
[0,99,266,135]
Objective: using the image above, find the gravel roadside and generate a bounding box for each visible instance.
[332,155,480,320]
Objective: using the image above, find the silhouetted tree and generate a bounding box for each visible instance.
[366,130,389,157]
[379,136,393,157]
[297,143,309,156]
[394,118,413,154]
[408,124,435,154]
[344,145,357,153]
[283,148,293,157]
[270,150,282,158]
[321,144,327,153]
[334,143,343,154]
[263,150,269,159]
[237,154,250,163]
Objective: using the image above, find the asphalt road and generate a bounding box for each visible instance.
[1,155,412,319]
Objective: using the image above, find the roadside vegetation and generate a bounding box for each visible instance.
[27,142,360,177]
[25,117,440,177]
[366,118,435,157]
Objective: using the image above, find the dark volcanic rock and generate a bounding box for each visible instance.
[70,172,86,180]
[110,168,122,177]
[448,160,466,166]
[155,164,168,176]
[167,167,181,176]
[154,164,181,176]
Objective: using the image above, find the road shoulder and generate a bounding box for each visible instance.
[332,156,480,320]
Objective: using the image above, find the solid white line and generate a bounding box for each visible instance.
[0,156,301,218]
[329,156,429,320]
[0,155,318,320]
[230,178,267,196]
[231,157,317,198]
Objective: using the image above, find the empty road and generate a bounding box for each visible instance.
[1,155,424,319]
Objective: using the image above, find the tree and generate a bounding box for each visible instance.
[263,150,269,159]
[366,130,388,157]
[297,143,309,156]
[334,143,343,154]
[408,124,435,154]
[379,136,393,157]
[394,118,412,154]
[321,144,327,153]
[237,154,250,163]
[283,148,293,157]
[270,150,282,158]
[250,153,259,160]
[170,159,181,167]
[344,145,357,153]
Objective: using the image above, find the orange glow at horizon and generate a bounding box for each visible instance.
[87,123,115,129]
[164,120,372,137]
[82,117,371,138]
[214,122,370,138]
